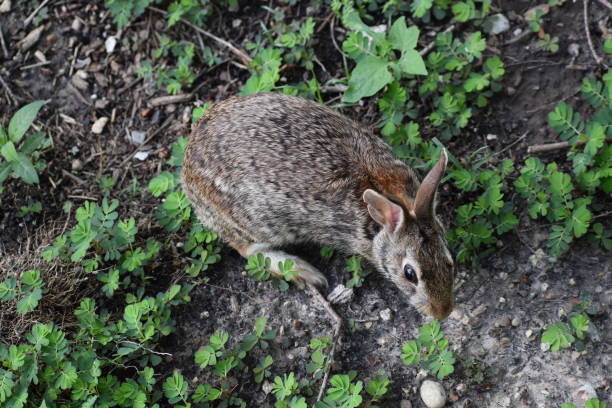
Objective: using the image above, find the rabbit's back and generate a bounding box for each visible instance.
[183,93,416,253]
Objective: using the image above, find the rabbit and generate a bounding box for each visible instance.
[182,92,454,319]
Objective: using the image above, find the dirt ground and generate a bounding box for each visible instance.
[0,0,610,407]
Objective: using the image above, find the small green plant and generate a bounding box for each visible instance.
[541,293,597,352]
[401,319,456,379]
[0,270,44,314]
[105,0,156,27]
[0,100,48,195]
[306,337,332,379]
[16,200,42,220]
[340,12,428,103]
[515,75,611,256]
[137,37,200,94]
[344,255,371,288]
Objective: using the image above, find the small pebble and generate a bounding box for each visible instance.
[134,151,151,161]
[105,36,117,54]
[71,17,82,31]
[71,159,83,171]
[525,329,533,338]
[400,400,412,408]
[495,316,511,328]
[379,308,392,321]
[500,337,511,345]
[262,381,273,394]
[420,380,446,408]
[489,13,510,35]
[540,342,550,352]
[568,278,576,286]
[568,43,580,57]
[486,134,498,141]
[511,317,520,327]
[91,117,109,134]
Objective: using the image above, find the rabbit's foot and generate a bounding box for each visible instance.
[244,244,328,287]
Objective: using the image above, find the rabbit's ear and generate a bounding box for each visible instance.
[363,189,404,232]
[414,149,447,221]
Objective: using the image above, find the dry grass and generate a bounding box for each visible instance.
[0,223,92,345]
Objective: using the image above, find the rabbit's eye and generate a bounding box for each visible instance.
[403,264,418,284]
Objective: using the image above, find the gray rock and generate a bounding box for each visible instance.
[490,13,510,35]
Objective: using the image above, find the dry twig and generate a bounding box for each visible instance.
[527,137,612,154]
[0,22,9,59]
[149,93,193,107]
[583,0,609,69]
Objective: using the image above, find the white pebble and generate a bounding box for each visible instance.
[489,13,510,35]
[105,36,117,54]
[91,117,109,134]
[420,380,446,408]
[379,308,392,321]
[134,151,151,161]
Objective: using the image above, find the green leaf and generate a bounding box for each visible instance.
[148,171,176,197]
[410,0,433,17]
[584,398,606,408]
[16,287,42,314]
[21,269,42,289]
[163,371,188,404]
[1,141,18,161]
[400,340,420,365]
[20,131,47,155]
[388,18,419,52]
[56,361,78,390]
[541,322,575,351]
[210,330,229,350]
[0,369,14,403]
[8,100,45,143]
[26,323,51,351]
[571,206,591,237]
[398,49,428,75]
[0,278,17,301]
[570,314,589,339]
[343,56,392,103]
[12,153,39,184]
[427,349,455,379]
[195,346,217,368]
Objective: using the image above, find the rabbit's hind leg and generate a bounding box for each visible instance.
[238,243,328,287]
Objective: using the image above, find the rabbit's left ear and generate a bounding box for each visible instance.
[362,189,404,232]
[413,149,447,221]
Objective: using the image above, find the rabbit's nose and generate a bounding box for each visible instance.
[429,297,454,320]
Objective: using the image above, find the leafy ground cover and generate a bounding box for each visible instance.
[0,0,610,407]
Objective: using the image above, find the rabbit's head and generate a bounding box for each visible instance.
[363,151,454,319]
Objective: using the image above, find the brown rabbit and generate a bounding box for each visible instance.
[182,93,454,319]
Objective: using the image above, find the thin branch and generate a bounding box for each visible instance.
[583,0,609,69]
[148,6,251,66]
[527,137,612,154]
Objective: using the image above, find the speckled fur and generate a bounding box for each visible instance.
[182,93,454,319]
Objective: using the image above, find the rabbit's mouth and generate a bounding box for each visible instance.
[409,290,453,320]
